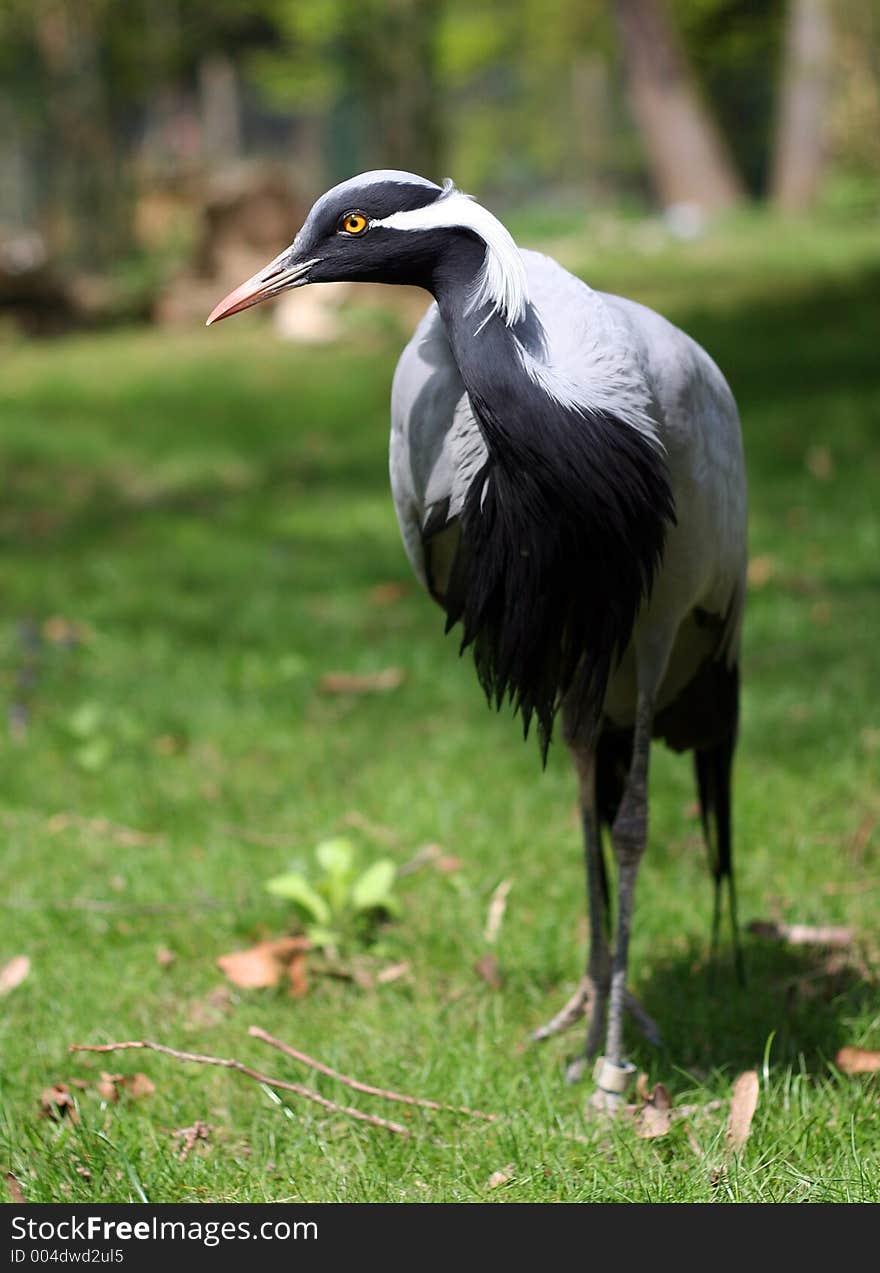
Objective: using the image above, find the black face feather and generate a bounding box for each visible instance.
[308,178,442,234]
[426,295,676,763]
[296,177,447,287]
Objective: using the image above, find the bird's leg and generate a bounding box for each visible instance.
[532,731,661,1076]
[568,744,612,1080]
[595,690,654,1108]
[531,735,610,1045]
[727,871,746,985]
[531,742,609,1055]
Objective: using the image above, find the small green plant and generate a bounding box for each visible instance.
[265,837,400,953]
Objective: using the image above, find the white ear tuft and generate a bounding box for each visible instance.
[372,183,528,327]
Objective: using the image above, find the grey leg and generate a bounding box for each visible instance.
[531,742,609,1056]
[568,744,612,1079]
[595,690,654,1106]
[532,728,662,1075]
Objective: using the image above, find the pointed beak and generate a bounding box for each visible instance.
[205,250,318,326]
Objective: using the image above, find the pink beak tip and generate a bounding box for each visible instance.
[205,297,235,327]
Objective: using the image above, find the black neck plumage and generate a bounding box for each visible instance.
[429,248,676,760]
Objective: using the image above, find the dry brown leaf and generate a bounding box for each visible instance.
[474,952,504,990]
[156,947,176,968]
[835,1046,880,1075]
[287,951,309,999]
[97,1071,123,1102]
[806,445,833,480]
[127,1072,155,1099]
[726,1070,759,1153]
[486,1163,516,1190]
[747,555,775,589]
[96,1071,154,1101]
[217,937,310,989]
[435,854,463,874]
[633,1079,673,1138]
[43,616,89,645]
[376,961,410,985]
[218,945,282,988]
[484,879,513,945]
[40,1083,78,1123]
[6,1173,26,1203]
[651,1082,672,1110]
[0,955,30,997]
[636,1104,673,1139]
[367,582,408,606]
[171,1121,212,1163]
[319,667,405,694]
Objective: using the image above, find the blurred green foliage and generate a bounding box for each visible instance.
[2,1,877,271]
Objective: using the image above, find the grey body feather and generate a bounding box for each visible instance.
[391,248,747,731]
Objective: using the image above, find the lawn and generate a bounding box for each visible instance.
[1,210,878,1203]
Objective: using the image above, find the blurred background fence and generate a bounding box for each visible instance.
[0,0,877,335]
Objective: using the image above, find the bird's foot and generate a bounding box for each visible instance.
[531,980,662,1051]
[530,976,593,1042]
[587,1056,637,1113]
[566,991,660,1084]
[623,990,663,1049]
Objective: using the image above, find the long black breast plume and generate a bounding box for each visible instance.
[437,390,676,762]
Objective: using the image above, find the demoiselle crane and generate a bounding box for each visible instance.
[207,171,748,1101]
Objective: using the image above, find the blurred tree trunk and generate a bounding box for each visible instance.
[571,53,612,199]
[33,1,132,268]
[199,52,242,165]
[612,0,745,212]
[348,0,444,179]
[771,0,832,211]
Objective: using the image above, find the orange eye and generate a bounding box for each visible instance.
[340,211,368,235]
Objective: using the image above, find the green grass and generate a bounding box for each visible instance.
[1,212,879,1203]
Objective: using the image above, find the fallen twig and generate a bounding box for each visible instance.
[69,1039,408,1136]
[747,919,853,948]
[340,809,403,848]
[171,1120,213,1163]
[396,842,441,876]
[249,1027,496,1121]
[484,879,513,945]
[46,811,160,848]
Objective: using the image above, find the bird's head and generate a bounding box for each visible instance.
[206,169,527,328]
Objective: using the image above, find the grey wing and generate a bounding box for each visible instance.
[600,292,748,661]
[390,302,487,600]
